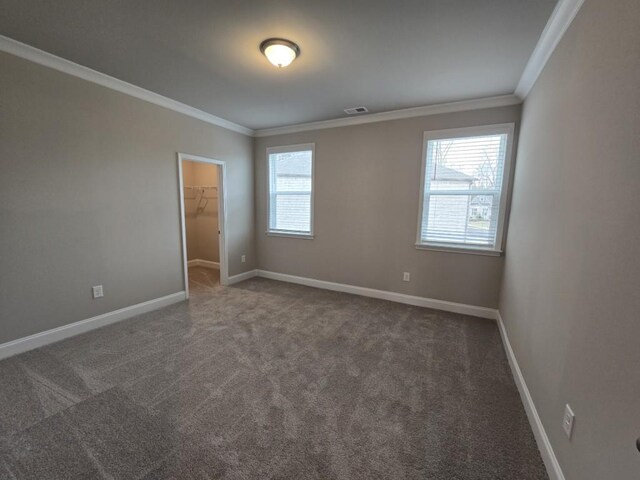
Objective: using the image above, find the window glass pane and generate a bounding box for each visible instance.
[274,194,311,232]
[420,132,508,249]
[428,135,505,191]
[273,151,312,192]
[422,194,496,246]
[268,148,313,234]
[275,175,311,192]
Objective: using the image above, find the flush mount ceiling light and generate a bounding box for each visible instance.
[260,38,300,68]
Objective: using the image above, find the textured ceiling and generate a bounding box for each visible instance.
[0,0,557,130]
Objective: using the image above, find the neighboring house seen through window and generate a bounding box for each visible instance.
[267,144,314,237]
[417,124,514,254]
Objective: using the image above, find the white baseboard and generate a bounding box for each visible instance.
[0,291,186,361]
[254,270,498,320]
[227,269,258,285]
[187,259,220,269]
[496,311,565,480]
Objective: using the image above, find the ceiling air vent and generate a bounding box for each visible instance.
[344,106,368,115]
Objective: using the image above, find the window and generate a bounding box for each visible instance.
[416,124,514,254]
[267,144,314,237]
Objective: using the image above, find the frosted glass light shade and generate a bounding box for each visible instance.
[260,39,300,68]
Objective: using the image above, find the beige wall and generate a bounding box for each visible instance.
[0,52,255,344]
[499,0,640,479]
[182,161,220,263]
[255,105,521,308]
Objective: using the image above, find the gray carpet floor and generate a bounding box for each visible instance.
[0,269,548,479]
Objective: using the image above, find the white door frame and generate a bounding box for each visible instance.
[177,153,229,298]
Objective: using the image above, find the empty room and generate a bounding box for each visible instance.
[0,0,638,479]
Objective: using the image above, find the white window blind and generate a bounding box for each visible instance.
[268,145,314,236]
[418,125,513,252]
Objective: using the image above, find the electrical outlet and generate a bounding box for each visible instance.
[563,404,575,439]
[92,285,104,299]
[241,255,246,263]
[403,272,410,282]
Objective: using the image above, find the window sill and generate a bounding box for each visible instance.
[415,243,503,257]
[266,231,314,240]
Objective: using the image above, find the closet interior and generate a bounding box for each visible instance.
[182,160,221,292]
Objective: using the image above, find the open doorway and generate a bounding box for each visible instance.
[177,154,229,298]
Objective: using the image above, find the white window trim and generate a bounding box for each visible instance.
[266,143,315,239]
[415,123,515,255]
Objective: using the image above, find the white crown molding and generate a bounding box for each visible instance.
[496,311,566,480]
[515,0,586,99]
[0,291,186,360]
[2,0,582,140]
[254,95,521,137]
[0,35,254,136]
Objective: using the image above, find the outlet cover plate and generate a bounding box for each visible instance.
[92,285,104,299]
[563,404,575,439]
